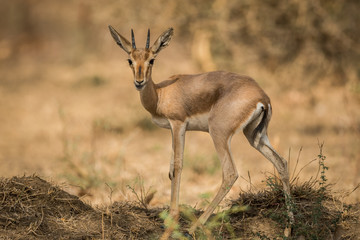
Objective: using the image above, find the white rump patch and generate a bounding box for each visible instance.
[235,102,265,134]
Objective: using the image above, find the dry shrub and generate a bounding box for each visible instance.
[1,0,359,85]
[174,0,360,85]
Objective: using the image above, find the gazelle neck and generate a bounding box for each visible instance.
[139,78,158,115]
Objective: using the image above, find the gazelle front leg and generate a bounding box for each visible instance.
[161,121,186,240]
[168,120,187,218]
[169,151,175,180]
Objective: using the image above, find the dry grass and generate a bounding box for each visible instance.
[0,175,163,239]
[0,175,359,239]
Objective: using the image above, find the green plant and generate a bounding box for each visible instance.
[159,203,248,239]
[312,141,328,226]
[159,210,186,240]
[206,205,248,239]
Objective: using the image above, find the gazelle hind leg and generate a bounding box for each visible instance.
[256,134,293,236]
[188,132,238,233]
[244,111,294,236]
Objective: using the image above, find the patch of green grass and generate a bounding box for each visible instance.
[150,144,163,152]
[58,106,124,193]
[159,204,248,239]
[185,153,220,175]
[93,118,124,134]
[73,75,107,88]
[136,117,158,131]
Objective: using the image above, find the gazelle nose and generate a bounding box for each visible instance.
[137,80,144,84]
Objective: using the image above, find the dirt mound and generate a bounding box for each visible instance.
[230,180,360,239]
[0,176,359,239]
[0,176,163,239]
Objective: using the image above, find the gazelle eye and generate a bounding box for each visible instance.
[127,59,133,66]
[149,59,155,65]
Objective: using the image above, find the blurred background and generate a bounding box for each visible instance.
[0,0,359,206]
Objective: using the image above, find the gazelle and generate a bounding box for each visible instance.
[108,26,294,236]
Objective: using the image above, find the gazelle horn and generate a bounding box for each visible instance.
[146,29,150,49]
[131,29,136,49]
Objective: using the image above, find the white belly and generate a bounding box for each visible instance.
[186,113,209,132]
[151,113,209,132]
[152,116,171,129]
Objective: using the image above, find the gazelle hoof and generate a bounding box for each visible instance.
[183,231,194,239]
[284,226,292,237]
[188,224,198,235]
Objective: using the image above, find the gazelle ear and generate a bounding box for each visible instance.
[108,25,132,54]
[151,28,174,55]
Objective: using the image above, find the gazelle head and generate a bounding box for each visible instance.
[108,26,174,91]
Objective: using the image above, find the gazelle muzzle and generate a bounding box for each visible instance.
[134,79,146,90]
